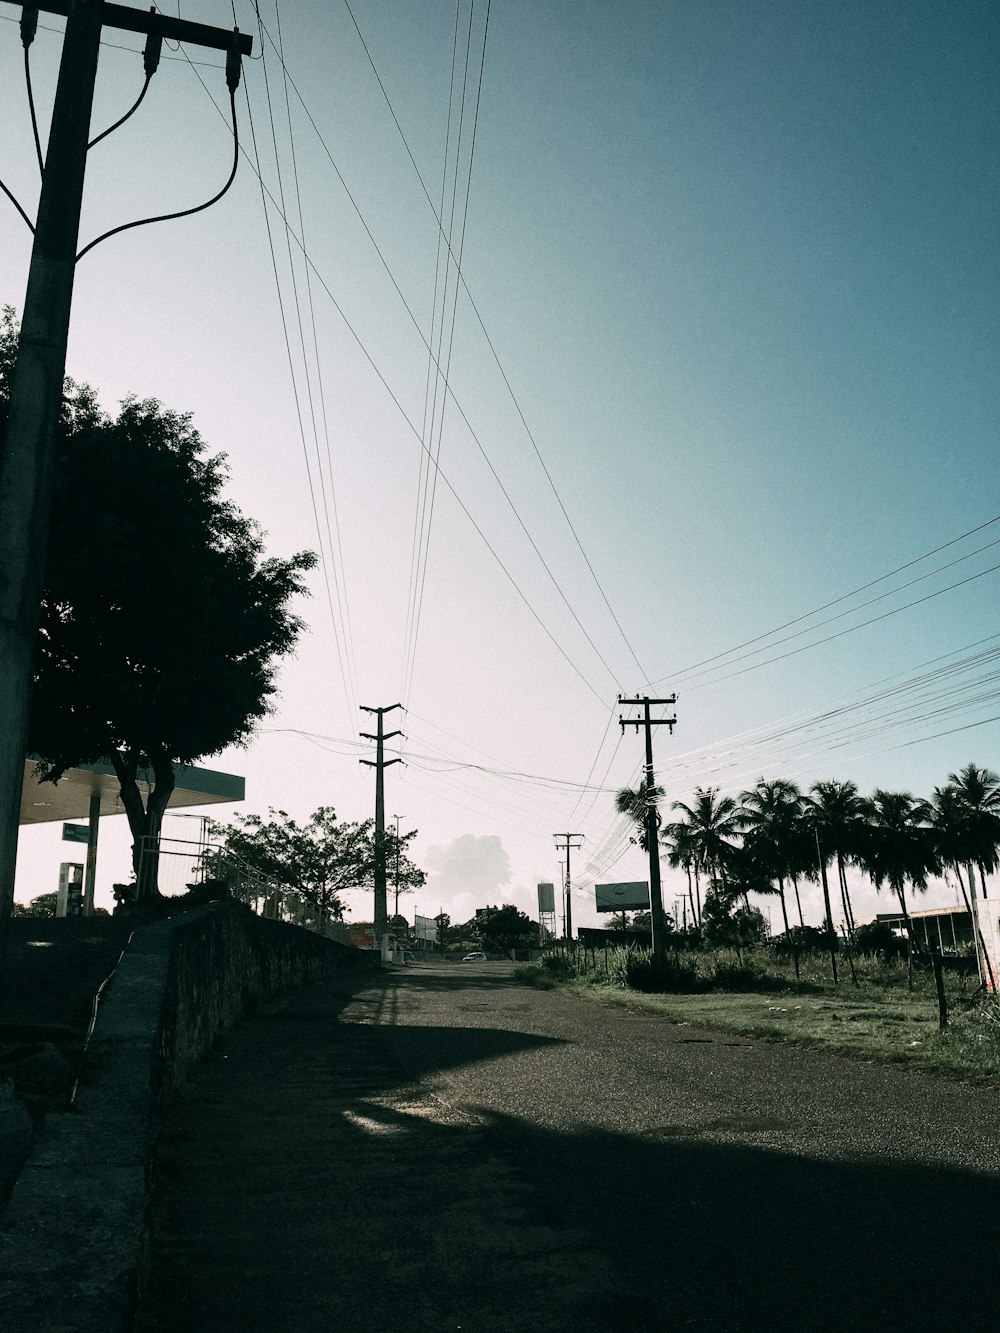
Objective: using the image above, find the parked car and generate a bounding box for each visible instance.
[461,951,487,962]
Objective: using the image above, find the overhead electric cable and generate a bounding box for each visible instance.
[340,0,648,684]
[272,0,360,714]
[183,45,619,706]
[651,515,1000,687]
[246,5,624,703]
[680,560,1000,694]
[236,56,356,723]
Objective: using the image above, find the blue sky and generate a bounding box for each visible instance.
[3,1,998,929]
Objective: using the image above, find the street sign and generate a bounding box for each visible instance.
[62,823,89,844]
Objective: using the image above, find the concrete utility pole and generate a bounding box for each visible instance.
[553,834,582,941]
[0,0,251,960]
[618,695,676,961]
[392,812,404,917]
[360,704,402,949]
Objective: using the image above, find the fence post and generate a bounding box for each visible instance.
[930,944,948,1031]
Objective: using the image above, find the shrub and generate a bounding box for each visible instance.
[853,920,907,961]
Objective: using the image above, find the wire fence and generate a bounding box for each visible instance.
[134,834,352,945]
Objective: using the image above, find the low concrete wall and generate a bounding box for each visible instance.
[0,902,377,1331]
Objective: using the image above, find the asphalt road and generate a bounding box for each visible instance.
[138,962,1000,1333]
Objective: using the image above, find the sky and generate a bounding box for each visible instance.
[3,0,998,933]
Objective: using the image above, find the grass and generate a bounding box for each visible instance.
[515,946,1000,1086]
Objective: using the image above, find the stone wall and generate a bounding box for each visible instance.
[0,901,378,1332]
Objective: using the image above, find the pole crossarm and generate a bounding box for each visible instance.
[358,703,403,940]
[0,1,253,54]
[553,834,583,941]
[616,695,678,960]
[618,694,677,733]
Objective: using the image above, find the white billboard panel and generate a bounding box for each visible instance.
[537,882,555,914]
[414,914,437,941]
[595,881,650,912]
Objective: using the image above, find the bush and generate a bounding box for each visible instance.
[853,920,907,961]
[625,950,701,994]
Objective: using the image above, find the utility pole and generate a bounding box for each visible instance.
[553,834,582,942]
[618,694,676,961]
[0,0,251,958]
[392,812,405,917]
[360,704,402,950]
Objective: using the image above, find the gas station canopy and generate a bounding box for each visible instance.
[20,757,245,826]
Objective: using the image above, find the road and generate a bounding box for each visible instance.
[137,961,1000,1333]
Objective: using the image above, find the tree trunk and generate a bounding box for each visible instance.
[792,875,805,929]
[894,882,916,947]
[694,864,702,927]
[777,877,799,979]
[836,854,856,936]
[977,861,990,900]
[688,863,698,927]
[777,879,791,937]
[109,745,174,901]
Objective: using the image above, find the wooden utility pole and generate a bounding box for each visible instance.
[618,694,676,961]
[0,0,251,959]
[553,834,582,941]
[360,704,402,947]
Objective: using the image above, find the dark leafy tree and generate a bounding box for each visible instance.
[857,791,938,947]
[700,885,768,953]
[434,912,451,952]
[662,820,702,928]
[209,807,424,932]
[1,313,316,901]
[12,892,59,918]
[927,783,978,914]
[807,779,866,937]
[737,779,806,936]
[669,787,741,896]
[615,778,664,853]
[946,763,1000,898]
[471,904,537,956]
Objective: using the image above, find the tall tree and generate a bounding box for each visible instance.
[1,313,315,900]
[946,763,1000,898]
[209,807,423,930]
[471,904,537,956]
[737,779,807,936]
[669,787,741,897]
[662,819,702,927]
[857,791,938,946]
[808,779,866,937]
[615,777,664,853]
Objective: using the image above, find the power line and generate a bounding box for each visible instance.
[340,0,648,686]
[651,516,1000,689]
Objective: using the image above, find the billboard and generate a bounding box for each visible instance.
[595,881,650,912]
[414,914,438,942]
[537,882,555,914]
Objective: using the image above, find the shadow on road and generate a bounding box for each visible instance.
[139,972,1000,1333]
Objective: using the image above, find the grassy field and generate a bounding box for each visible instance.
[516,947,1000,1086]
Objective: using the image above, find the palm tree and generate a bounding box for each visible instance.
[927,784,977,911]
[947,763,1000,898]
[615,777,665,854]
[669,787,741,898]
[929,777,997,988]
[662,819,701,928]
[737,779,806,938]
[857,790,939,947]
[808,779,866,937]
